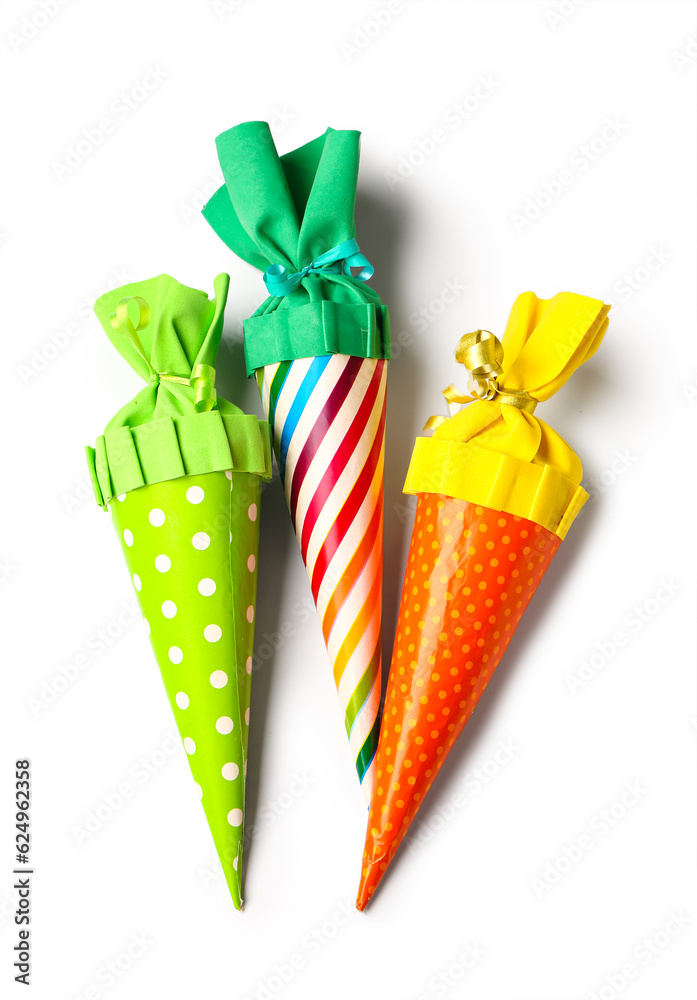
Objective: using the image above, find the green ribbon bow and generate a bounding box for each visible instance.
[109,296,218,413]
[85,273,273,508]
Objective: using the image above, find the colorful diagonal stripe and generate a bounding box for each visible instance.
[260,354,386,800]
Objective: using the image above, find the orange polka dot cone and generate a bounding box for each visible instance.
[86,273,272,909]
[357,291,610,910]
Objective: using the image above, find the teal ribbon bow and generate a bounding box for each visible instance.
[263,238,374,297]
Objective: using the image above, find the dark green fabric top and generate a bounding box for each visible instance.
[202,122,390,376]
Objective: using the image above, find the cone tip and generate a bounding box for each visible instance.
[356,857,387,911]
[222,842,244,910]
[228,882,243,911]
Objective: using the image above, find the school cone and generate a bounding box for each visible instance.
[86,273,272,908]
[108,471,260,906]
[202,122,390,798]
[258,354,387,795]
[357,290,610,908]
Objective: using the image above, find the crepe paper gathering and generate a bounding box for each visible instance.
[356,291,610,909]
[203,122,391,801]
[85,273,272,909]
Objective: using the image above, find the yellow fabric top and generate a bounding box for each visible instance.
[404,291,610,539]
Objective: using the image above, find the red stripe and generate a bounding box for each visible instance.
[288,356,361,527]
[300,360,385,564]
[310,383,386,600]
[321,476,384,643]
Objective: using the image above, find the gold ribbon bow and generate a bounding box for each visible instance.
[110,297,217,413]
[425,329,536,431]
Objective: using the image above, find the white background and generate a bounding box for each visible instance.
[1,1,696,998]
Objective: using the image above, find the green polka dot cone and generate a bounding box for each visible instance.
[109,469,260,909]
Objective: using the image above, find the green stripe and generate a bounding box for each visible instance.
[344,636,381,737]
[356,716,380,783]
[266,361,292,456]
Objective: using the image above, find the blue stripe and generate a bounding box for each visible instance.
[277,356,332,483]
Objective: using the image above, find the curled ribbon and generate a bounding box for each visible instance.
[424,329,537,431]
[263,237,374,296]
[110,297,217,413]
[189,363,217,413]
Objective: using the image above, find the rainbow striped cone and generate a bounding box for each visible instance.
[260,354,386,799]
[201,121,391,798]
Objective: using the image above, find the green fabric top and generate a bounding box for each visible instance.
[202,122,390,376]
[86,273,272,507]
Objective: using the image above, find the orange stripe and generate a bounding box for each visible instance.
[332,556,382,689]
[321,478,384,644]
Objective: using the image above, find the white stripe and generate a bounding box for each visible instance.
[315,426,384,632]
[269,359,312,456]
[303,365,385,583]
[325,503,383,678]
[281,355,352,505]
[335,587,382,710]
[260,363,279,417]
[292,358,379,547]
